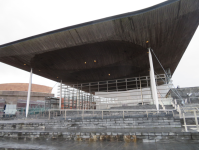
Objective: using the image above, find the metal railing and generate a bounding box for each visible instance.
[0,107,174,120]
[182,110,199,132]
[46,109,173,120]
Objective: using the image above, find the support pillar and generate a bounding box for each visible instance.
[59,80,62,109]
[139,77,143,105]
[148,48,159,110]
[26,68,33,118]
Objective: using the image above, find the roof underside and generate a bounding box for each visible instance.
[0,0,199,85]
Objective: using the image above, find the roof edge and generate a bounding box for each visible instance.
[0,0,179,48]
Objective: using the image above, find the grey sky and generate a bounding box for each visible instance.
[0,0,198,96]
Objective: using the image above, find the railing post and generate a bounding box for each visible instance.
[194,110,199,130]
[172,110,174,117]
[183,113,187,132]
[65,110,66,120]
[123,111,124,119]
[82,110,84,120]
[177,105,181,118]
[102,110,103,120]
[146,111,148,118]
[49,110,50,120]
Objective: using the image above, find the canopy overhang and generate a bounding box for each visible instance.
[0,0,199,85]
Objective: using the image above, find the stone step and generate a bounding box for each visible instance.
[1,130,197,142]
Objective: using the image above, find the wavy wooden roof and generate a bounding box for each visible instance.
[0,0,199,85]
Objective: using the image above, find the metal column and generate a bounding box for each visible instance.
[148,48,159,110]
[139,77,143,105]
[26,68,33,118]
[59,80,62,109]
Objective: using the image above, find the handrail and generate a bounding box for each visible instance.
[48,109,174,112]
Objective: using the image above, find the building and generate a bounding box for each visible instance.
[0,0,199,111]
[0,83,54,107]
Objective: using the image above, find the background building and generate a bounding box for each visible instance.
[0,83,54,109]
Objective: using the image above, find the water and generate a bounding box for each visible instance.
[0,139,199,150]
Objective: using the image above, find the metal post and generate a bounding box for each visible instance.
[77,84,79,110]
[64,88,66,109]
[59,80,62,109]
[102,110,103,120]
[26,68,33,118]
[183,113,187,132]
[125,79,127,91]
[107,81,108,92]
[89,83,91,109]
[98,82,99,92]
[172,110,174,117]
[139,77,143,105]
[82,109,84,120]
[72,85,74,109]
[81,89,83,110]
[146,77,148,87]
[67,86,70,109]
[116,80,118,91]
[123,111,124,119]
[194,110,199,130]
[136,78,138,89]
[178,105,181,118]
[65,110,66,120]
[148,48,159,110]
[49,110,50,120]
[146,111,148,118]
[87,94,88,110]
[79,86,80,110]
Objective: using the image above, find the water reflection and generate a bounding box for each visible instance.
[0,139,199,150]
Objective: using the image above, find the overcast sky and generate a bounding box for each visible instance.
[0,0,199,96]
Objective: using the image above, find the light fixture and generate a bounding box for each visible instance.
[146,41,149,43]
[57,77,59,78]
[108,74,110,76]
[39,70,41,71]
[85,62,86,64]
[24,64,26,65]
[94,60,96,63]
